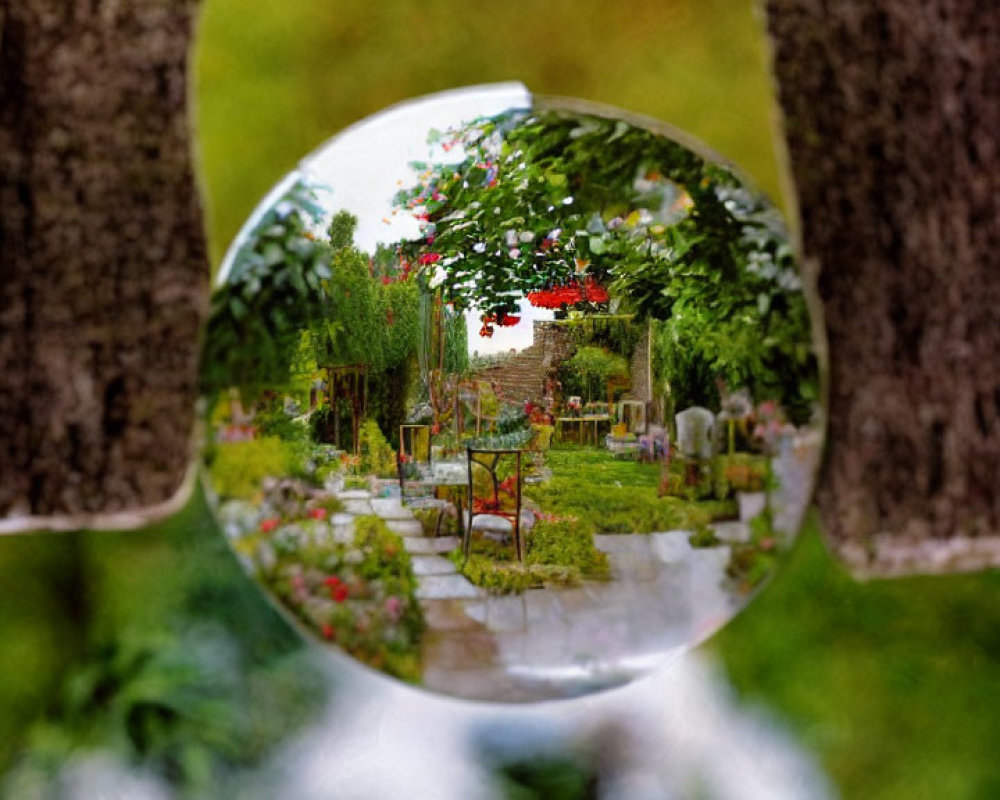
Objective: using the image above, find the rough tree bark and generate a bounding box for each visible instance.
[766,2,1000,574]
[0,1,207,528]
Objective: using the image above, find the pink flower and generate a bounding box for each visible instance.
[384,595,402,622]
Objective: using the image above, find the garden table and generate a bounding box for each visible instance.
[556,415,611,446]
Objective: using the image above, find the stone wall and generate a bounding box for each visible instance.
[473,319,651,408]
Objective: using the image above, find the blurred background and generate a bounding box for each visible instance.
[2,1,999,798]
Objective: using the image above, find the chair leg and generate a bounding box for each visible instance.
[434,507,444,538]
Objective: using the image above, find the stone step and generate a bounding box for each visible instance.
[335,489,372,500]
[404,535,461,555]
[341,498,373,515]
[370,497,414,520]
[411,555,459,576]
[385,518,425,538]
[415,574,482,600]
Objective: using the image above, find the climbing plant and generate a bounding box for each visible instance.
[393,109,816,418]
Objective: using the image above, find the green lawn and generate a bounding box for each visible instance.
[524,446,736,535]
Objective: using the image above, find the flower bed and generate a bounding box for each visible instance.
[232,505,424,682]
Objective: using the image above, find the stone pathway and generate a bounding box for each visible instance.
[329,468,819,703]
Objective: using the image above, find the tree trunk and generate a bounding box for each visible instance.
[0,1,207,528]
[766,1,1000,574]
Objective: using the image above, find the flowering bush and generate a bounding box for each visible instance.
[262,515,424,682]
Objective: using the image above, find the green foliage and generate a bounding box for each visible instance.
[0,489,325,795]
[208,437,302,500]
[712,453,770,497]
[456,553,579,594]
[357,419,397,477]
[493,755,598,800]
[453,516,608,594]
[716,516,1000,799]
[312,231,385,369]
[527,518,609,579]
[393,108,816,421]
[530,424,554,452]
[262,514,424,683]
[343,475,370,491]
[254,403,310,445]
[562,346,629,403]
[201,181,331,396]
[412,506,458,538]
[688,526,720,548]
[563,315,641,359]
[443,305,470,375]
[524,448,728,535]
[726,508,779,592]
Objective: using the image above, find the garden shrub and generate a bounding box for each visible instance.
[343,475,370,491]
[726,509,779,593]
[209,437,301,500]
[688,525,720,548]
[712,453,770,498]
[527,518,609,579]
[453,517,609,593]
[412,506,458,537]
[358,418,397,477]
[263,514,424,683]
[530,423,554,451]
[458,554,579,594]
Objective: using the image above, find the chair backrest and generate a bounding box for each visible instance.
[466,447,522,517]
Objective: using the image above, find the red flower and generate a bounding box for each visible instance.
[496,313,520,327]
[418,252,441,265]
[324,575,342,587]
[381,275,392,285]
[331,584,349,603]
[321,623,335,640]
[308,507,327,520]
[259,518,280,533]
[479,324,494,338]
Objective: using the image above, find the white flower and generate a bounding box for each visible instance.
[428,266,448,289]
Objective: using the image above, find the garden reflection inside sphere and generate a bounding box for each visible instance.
[201,84,822,703]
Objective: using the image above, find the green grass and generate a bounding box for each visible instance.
[524,446,736,535]
[454,517,609,594]
[714,514,1000,800]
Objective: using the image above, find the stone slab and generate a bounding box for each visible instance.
[415,574,482,600]
[420,599,485,632]
[411,555,458,576]
[371,497,413,519]
[711,520,751,544]
[402,535,461,555]
[484,594,528,632]
[336,490,372,500]
[650,530,695,563]
[342,498,373,515]
[385,518,425,538]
